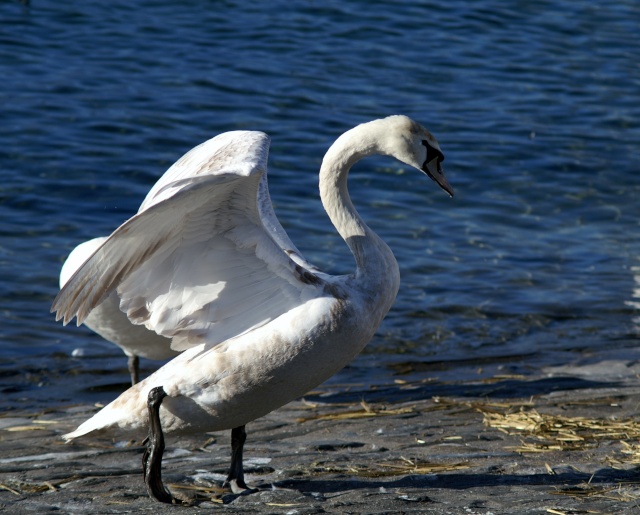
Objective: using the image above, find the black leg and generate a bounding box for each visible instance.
[128,355,140,385]
[223,425,255,494]
[143,386,175,503]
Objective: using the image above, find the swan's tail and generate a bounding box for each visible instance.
[62,385,149,442]
[62,416,107,442]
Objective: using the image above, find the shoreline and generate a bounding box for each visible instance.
[2,352,640,513]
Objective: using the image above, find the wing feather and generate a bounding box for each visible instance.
[52,131,325,352]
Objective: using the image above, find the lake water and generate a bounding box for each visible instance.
[2,0,640,410]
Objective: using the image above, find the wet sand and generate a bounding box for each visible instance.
[2,351,640,514]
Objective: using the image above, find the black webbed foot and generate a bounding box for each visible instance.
[143,386,176,503]
[222,425,258,494]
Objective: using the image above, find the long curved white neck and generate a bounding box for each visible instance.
[319,120,401,312]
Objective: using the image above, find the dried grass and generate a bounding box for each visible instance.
[296,400,415,423]
[378,456,470,475]
[481,407,640,454]
[552,482,640,502]
[309,457,469,478]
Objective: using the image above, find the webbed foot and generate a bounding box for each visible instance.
[222,425,258,494]
[143,386,176,503]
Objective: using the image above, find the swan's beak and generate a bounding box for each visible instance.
[423,158,454,197]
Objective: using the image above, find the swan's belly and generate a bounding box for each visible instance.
[156,296,372,434]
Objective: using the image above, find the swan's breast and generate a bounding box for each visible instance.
[156,294,368,432]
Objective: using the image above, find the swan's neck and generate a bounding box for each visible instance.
[319,121,401,311]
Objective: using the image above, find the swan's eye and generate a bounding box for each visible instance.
[421,140,444,167]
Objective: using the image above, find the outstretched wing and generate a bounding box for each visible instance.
[52,131,325,351]
[140,130,317,272]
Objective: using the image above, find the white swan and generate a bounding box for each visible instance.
[52,115,453,502]
[59,238,178,385]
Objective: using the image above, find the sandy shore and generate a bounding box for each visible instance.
[2,351,640,514]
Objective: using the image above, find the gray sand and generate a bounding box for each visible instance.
[2,352,640,514]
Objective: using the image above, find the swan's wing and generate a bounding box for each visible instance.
[138,131,266,212]
[59,237,107,288]
[52,132,325,351]
[255,170,320,273]
[140,130,317,271]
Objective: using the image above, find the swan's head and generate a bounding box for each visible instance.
[378,115,454,197]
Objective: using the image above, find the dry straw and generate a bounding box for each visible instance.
[480,406,640,457]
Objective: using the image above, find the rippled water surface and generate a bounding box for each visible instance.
[2,0,640,407]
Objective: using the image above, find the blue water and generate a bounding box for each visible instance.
[2,0,640,408]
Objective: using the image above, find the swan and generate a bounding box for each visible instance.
[59,238,178,385]
[52,115,453,503]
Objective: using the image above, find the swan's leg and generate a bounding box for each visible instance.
[128,355,140,385]
[223,425,255,493]
[142,386,175,503]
